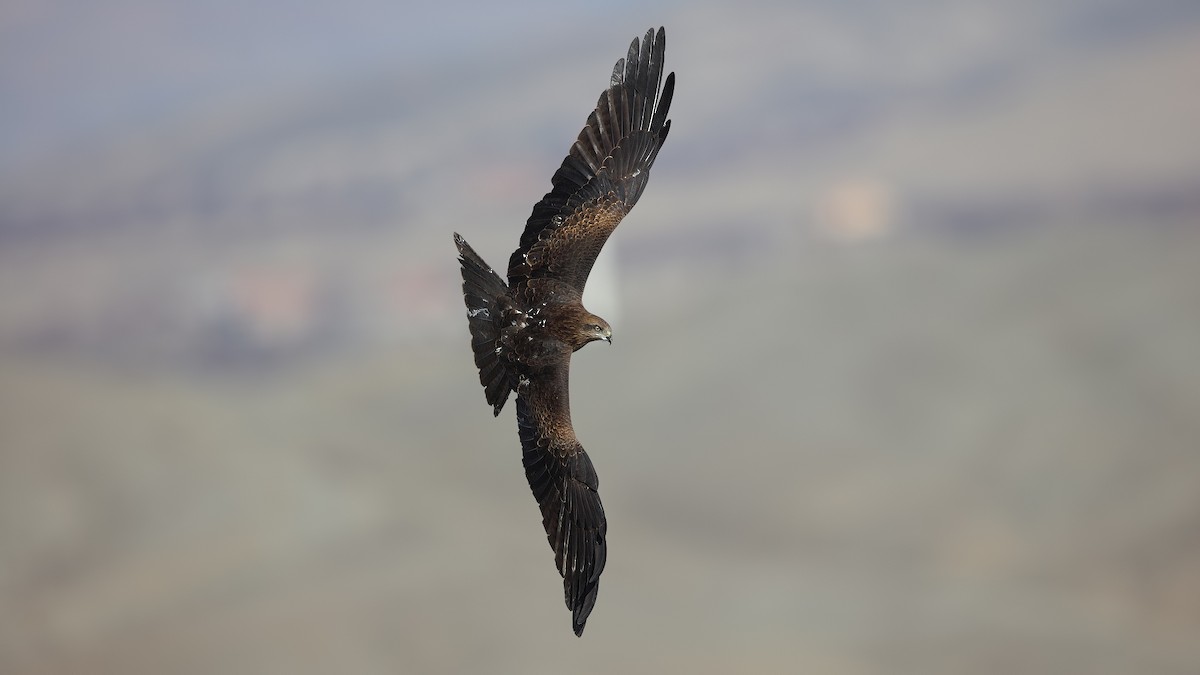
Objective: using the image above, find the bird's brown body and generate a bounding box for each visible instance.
[508,281,606,358]
[454,27,674,636]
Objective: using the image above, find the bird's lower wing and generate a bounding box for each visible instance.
[516,367,607,636]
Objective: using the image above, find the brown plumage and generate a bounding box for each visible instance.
[453,27,674,636]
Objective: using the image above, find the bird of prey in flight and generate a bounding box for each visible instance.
[454,27,674,636]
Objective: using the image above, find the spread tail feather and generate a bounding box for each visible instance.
[454,233,517,415]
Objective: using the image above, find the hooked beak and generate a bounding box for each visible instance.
[604,335,612,344]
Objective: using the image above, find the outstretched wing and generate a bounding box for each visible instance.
[516,362,607,636]
[507,27,675,292]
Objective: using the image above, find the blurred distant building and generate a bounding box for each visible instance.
[816,178,895,243]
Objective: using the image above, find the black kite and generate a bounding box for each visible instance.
[453,27,674,636]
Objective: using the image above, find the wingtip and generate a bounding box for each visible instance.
[569,576,601,636]
[571,595,596,636]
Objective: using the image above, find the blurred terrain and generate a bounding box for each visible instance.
[2,1,1200,673]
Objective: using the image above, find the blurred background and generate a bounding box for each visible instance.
[2,0,1200,672]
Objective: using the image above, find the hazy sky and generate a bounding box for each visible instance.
[8,0,1200,171]
[0,0,654,166]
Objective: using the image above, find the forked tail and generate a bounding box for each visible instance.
[454,233,517,415]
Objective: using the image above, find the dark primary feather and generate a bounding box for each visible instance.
[516,365,607,637]
[507,27,675,292]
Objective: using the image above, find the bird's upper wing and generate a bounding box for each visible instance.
[516,361,607,636]
[507,27,675,293]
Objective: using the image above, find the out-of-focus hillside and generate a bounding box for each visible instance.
[2,1,1199,673]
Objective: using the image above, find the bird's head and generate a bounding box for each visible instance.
[575,313,612,348]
